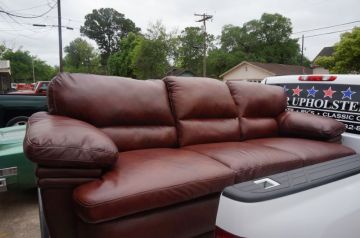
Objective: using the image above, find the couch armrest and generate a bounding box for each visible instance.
[277,111,346,140]
[24,112,118,169]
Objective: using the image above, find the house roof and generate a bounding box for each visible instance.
[312,47,334,65]
[166,68,195,77]
[314,47,334,59]
[220,61,312,78]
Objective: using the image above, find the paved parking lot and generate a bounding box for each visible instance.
[0,189,40,238]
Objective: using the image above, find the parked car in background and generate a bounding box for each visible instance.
[0,81,48,127]
[9,81,49,96]
[0,94,47,127]
[0,125,35,192]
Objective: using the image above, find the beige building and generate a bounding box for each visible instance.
[0,60,11,93]
[220,61,312,83]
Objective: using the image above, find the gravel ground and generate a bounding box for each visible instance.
[0,189,40,238]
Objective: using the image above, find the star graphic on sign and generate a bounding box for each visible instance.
[283,85,289,92]
[341,87,356,100]
[292,86,303,96]
[323,86,336,98]
[307,86,318,97]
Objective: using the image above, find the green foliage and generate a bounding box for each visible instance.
[145,21,179,65]
[207,49,245,78]
[0,47,56,83]
[120,22,176,79]
[131,37,170,79]
[64,38,102,74]
[107,33,141,77]
[177,27,214,76]
[33,59,57,82]
[314,56,335,71]
[80,8,140,65]
[0,44,6,57]
[316,27,360,73]
[219,13,307,68]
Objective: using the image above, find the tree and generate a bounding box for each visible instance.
[131,37,169,79]
[177,27,214,76]
[107,32,141,77]
[207,48,245,78]
[145,21,179,65]
[33,59,57,82]
[80,8,140,65]
[315,27,360,73]
[1,47,56,83]
[0,44,6,57]
[130,22,176,79]
[219,13,307,66]
[64,38,101,73]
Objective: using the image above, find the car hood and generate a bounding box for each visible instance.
[0,125,26,144]
[0,125,26,156]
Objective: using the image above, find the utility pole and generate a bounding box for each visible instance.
[57,0,63,72]
[301,34,304,66]
[195,13,213,77]
[32,57,35,83]
[33,0,73,73]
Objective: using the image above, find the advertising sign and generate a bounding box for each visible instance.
[278,83,360,134]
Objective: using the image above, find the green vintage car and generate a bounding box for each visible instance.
[0,125,35,192]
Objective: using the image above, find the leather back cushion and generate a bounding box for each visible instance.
[48,73,177,151]
[164,76,240,146]
[226,81,286,140]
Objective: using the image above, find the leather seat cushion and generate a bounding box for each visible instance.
[184,142,304,182]
[73,148,235,223]
[246,137,356,165]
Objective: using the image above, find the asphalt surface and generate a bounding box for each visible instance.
[0,189,40,238]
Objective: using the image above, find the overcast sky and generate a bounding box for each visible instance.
[0,0,359,67]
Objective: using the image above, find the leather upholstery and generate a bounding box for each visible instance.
[74,148,235,223]
[226,81,287,117]
[277,111,346,139]
[23,73,357,238]
[24,112,118,168]
[164,76,240,146]
[178,119,240,146]
[185,142,304,182]
[227,81,286,140]
[77,194,220,238]
[101,126,177,151]
[36,167,102,178]
[48,73,177,151]
[41,188,78,238]
[247,137,355,165]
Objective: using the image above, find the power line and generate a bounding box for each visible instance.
[10,3,53,13]
[304,28,353,38]
[0,3,56,19]
[292,28,353,41]
[293,20,360,34]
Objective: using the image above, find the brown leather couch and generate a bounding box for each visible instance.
[24,73,355,238]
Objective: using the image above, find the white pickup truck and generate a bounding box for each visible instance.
[216,75,360,238]
[264,74,360,153]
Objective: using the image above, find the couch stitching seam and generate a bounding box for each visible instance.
[74,173,233,208]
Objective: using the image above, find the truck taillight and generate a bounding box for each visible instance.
[215,227,244,238]
[298,75,337,81]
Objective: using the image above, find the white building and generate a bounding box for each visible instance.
[0,60,11,93]
[220,61,313,83]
